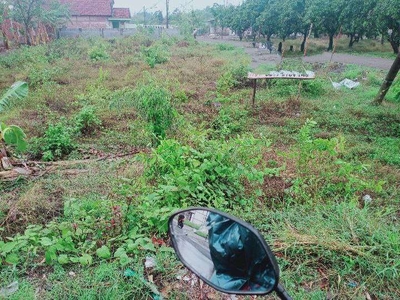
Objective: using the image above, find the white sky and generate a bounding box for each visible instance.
[114,0,241,14]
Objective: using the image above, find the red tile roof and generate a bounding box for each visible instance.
[60,0,113,16]
[113,8,131,19]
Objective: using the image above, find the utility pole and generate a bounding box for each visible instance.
[166,0,169,28]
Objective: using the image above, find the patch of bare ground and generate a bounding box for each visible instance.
[258,148,296,203]
[252,97,301,126]
[151,268,255,300]
[1,182,65,237]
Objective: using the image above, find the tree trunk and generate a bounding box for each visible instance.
[349,33,354,48]
[25,24,31,46]
[388,30,399,54]
[1,29,9,50]
[373,52,400,105]
[327,34,334,51]
[278,42,282,53]
[300,33,307,52]
[389,39,399,54]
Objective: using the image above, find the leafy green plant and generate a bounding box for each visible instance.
[301,78,326,97]
[0,82,29,152]
[139,137,271,209]
[216,43,236,51]
[211,107,247,138]
[290,119,385,203]
[142,45,169,68]
[89,46,110,61]
[0,123,27,152]
[133,81,175,144]
[217,64,249,92]
[28,64,62,87]
[0,81,28,112]
[30,122,75,161]
[74,106,102,135]
[391,78,400,101]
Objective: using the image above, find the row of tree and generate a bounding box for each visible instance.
[210,0,400,54]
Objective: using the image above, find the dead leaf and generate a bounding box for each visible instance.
[1,157,13,170]
[148,275,154,283]
[13,167,32,175]
[161,285,172,298]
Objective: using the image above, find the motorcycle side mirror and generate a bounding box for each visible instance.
[168,208,292,299]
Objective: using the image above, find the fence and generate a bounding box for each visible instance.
[58,28,181,39]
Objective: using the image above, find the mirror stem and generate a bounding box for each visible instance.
[275,283,292,300]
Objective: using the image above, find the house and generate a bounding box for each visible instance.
[60,0,131,29]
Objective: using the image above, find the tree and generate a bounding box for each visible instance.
[256,0,279,42]
[227,5,250,40]
[374,0,400,54]
[153,10,164,25]
[373,52,400,104]
[211,3,231,36]
[0,1,10,49]
[340,0,377,48]
[307,0,346,51]
[11,0,69,45]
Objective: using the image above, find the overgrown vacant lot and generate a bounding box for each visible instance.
[0,33,399,299]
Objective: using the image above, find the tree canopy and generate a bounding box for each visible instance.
[207,0,400,53]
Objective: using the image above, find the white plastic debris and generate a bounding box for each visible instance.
[0,281,19,297]
[332,78,360,89]
[145,256,157,268]
[363,194,372,204]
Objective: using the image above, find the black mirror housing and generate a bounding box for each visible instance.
[168,207,280,295]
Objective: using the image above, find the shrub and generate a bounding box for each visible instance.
[133,81,175,143]
[216,43,236,51]
[391,78,400,101]
[289,120,385,203]
[211,107,247,138]
[28,64,62,87]
[301,79,326,97]
[29,122,75,161]
[217,64,249,92]
[89,47,110,61]
[142,45,169,68]
[74,106,102,135]
[140,137,272,209]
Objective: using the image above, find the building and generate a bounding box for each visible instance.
[60,0,131,29]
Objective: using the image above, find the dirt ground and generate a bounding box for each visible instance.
[197,36,394,70]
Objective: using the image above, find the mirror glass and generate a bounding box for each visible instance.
[169,209,278,294]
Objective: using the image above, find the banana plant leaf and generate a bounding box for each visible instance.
[0,82,28,113]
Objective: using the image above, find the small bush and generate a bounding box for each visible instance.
[28,64,62,87]
[216,43,236,51]
[29,122,75,161]
[391,78,400,101]
[134,81,175,143]
[217,64,249,92]
[141,138,269,208]
[211,107,247,138]
[301,79,326,97]
[89,47,110,61]
[74,106,102,135]
[142,45,169,68]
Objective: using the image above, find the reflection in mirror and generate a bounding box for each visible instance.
[170,209,277,294]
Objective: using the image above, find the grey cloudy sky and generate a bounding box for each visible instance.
[114,0,241,14]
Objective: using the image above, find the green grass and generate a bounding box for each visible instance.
[0,35,399,299]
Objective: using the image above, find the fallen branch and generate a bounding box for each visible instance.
[0,150,141,182]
